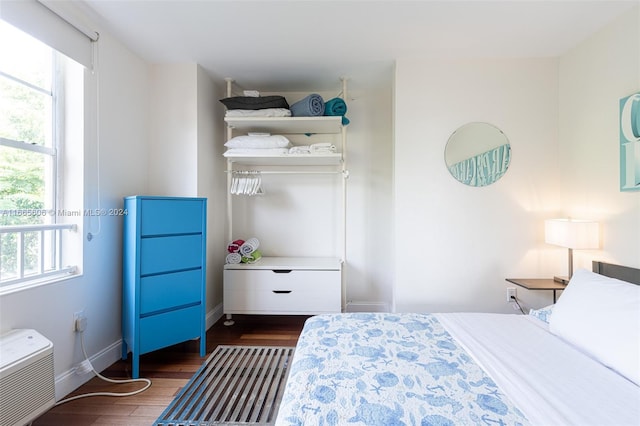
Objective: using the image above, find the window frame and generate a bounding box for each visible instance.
[0,25,80,293]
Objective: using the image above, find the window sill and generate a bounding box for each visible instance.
[0,270,81,297]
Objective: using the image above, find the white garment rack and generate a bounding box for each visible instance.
[223,77,349,314]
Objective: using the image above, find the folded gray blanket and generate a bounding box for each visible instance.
[219,95,289,110]
[289,94,325,117]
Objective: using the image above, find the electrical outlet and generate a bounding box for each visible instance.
[73,310,87,332]
[506,287,517,302]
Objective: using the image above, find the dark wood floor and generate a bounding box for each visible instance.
[33,315,310,426]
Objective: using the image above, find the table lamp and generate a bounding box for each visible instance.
[545,218,599,284]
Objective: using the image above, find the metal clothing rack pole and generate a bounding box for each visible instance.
[226,170,342,175]
[226,78,235,243]
[340,76,348,312]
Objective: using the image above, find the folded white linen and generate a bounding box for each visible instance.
[224,148,289,156]
[288,144,337,155]
[225,135,290,149]
[243,90,260,97]
[310,142,334,149]
[225,108,291,117]
[310,143,337,154]
[289,145,311,154]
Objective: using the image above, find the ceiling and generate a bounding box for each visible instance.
[80,0,638,92]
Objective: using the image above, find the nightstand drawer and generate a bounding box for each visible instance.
[139,305,201,354]
[140,198,204,236]
[224,269,341,314]
[140,269,202,314]
[140,235,202,275]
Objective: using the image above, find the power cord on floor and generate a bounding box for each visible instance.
[510,295,526,315]
[55,330,151,406]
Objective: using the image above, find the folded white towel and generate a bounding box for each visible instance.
[225,135,290,149]
[225,252,242,264]
[225,108,291,117]
[243,90,260,97]
[311,143,337,154]
[224,148,289,156]
[289,145,311,154]
[240,237,260,256]
[311,142,334,149]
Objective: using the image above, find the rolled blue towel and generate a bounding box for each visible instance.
[324,97,350,125]
[290,94,325,117]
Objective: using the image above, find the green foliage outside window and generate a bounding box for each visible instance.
[0,21,53,281]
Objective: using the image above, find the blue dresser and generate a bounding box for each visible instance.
[122,196,207,378]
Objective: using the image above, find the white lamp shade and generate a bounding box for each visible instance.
[544,219,599,249]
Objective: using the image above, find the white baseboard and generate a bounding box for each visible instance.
[345,301,390,312]
[54,339,122,401]
[55,303,224,400]
[206,302,224,330]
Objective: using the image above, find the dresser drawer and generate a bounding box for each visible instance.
[224,269,341,314]
[140,269,202,314]
[141,235,202,275]
[139,305,201,354]
[140,198,204,236]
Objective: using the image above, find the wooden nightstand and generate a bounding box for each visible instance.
[505,278,567,303]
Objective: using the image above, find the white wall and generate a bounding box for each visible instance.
[558,6,640,271]
[148,64,198,196]
[393,58,561,313]
[196,66,227,322]
[344,85,394,309]
[393,7,639,314]
[0,29,150,398]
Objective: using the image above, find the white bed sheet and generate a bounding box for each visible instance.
[436,313,640,426]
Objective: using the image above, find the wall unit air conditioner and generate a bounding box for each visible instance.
[0,329,55,426]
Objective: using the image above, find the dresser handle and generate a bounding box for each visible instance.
[272,269,292,273]
[272,290,292,294]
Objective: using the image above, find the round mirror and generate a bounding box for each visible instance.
[444,122,511,187]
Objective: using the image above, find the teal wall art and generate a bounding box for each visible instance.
[620,91,640,191]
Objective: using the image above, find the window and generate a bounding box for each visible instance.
[0,20,79,291]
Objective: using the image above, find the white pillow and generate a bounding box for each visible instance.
[549,268,640,385]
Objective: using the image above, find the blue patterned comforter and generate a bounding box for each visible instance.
[276,313,529,426]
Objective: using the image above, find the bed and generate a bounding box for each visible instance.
[275,261,640,426]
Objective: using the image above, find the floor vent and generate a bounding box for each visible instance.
[156,345,294,426]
